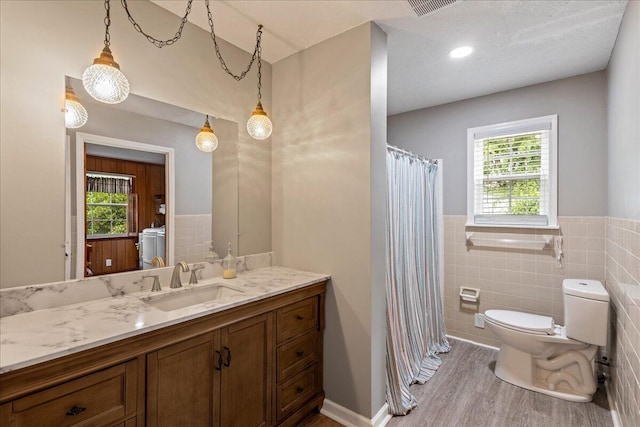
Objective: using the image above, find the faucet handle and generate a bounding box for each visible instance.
[189,264,204,285]
[142,274,162,292]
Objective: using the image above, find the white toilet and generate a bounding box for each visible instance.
[484,279,609,402]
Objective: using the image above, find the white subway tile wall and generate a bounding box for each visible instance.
[606,217,640,427]
[443,216,606,348]
[174,214,212,263]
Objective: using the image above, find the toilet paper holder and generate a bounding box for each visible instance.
[459,287,480,303]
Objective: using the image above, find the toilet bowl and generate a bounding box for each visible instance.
[485,279,609,402]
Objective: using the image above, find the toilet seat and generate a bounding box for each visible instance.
[485,310,555,335]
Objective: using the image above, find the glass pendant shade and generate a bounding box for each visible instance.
[83,46,129,104]
[195,116,219,152]
[247,102,273,140]
[64,86,88,129]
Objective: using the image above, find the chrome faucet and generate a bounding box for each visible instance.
[170,261,190,288]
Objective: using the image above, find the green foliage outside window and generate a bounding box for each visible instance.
[87,191,128,236]
[482,133,542,215]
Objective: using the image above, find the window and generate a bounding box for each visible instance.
[86,173,134,237]
[467,115,558,228]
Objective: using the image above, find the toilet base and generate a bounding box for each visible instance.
[494,343,595,403]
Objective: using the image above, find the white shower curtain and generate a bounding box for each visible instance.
[385,146,450,415]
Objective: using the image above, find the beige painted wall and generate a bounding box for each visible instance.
[607,0,640,221]
[0,0,271,287]
[605,2,640,426]
[369,23,388,416]
[272,22,387,418]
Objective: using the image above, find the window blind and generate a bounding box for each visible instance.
[472,127,550,226]
[86,173,133,194]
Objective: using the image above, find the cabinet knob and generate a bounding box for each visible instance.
[296,386,304,394]
[66,406,87,416]
[296,350,304,357]
[296,315,304,320]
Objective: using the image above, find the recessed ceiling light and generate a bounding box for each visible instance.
[449,46,474,59]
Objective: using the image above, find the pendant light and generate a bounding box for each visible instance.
[246,28,272,140]
[247,102,272,140]
[202,5,273,140]
[83,0,129,104]
[64,78,88,129]
[195,115,219,152]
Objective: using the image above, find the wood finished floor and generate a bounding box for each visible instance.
[301,338,613,427]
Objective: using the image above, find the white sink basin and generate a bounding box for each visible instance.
[142,283,245,312]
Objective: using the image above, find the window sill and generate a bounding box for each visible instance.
[87,234,132,240]
[465,223,560,230]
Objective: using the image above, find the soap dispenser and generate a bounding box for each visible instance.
[222,242,236,279]
[205,241,219,263]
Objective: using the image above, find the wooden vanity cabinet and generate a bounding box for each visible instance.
[0,281,326,427]
[146,333,216,426]
[146,314,273,427]
[274,298,324,426]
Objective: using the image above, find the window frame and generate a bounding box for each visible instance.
[86,190,130,239]
[466,115,559,229]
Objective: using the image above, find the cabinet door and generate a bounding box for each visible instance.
[146,333,215,427]
[219,313,273,427]
[0,403,11,427]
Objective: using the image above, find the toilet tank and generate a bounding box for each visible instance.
[563,279,609,346]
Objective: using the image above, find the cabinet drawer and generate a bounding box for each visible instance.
[12,360,137,427]
[276,364,319,421]
[277,331,319,382]
[277,298,319,344]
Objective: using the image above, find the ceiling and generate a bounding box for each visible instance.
[153,0,628,115]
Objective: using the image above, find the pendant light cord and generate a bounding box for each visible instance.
[121,0,194,48]
[257,37,262,102]
[104,0,111,47]
[205,0,263,82]
[117,0,263,82]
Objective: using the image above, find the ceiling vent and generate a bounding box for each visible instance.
[407,0,461,17]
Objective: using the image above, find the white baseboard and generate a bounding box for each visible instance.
[605,380,622,427]
[371,403,393,427]
[321,399,392,427]
[446,334,500,351]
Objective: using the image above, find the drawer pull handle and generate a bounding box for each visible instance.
[223,346,232,367]
[296,386,304,394]
[215,350,223,371]
[296,350,304,357]
[66,406,87,416]
[296,315,304,320]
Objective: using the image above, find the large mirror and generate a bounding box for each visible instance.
[0,0,274,289]
[65,77,240,279]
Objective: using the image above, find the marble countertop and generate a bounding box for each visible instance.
[0,267,329,374]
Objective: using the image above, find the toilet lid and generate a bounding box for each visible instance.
[485,310,555,335]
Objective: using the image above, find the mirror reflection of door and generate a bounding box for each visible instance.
[74,135,172,278]
[84,152,166,276]
[84,153,166,276]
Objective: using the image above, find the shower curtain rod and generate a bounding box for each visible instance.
[387,144,438,164]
